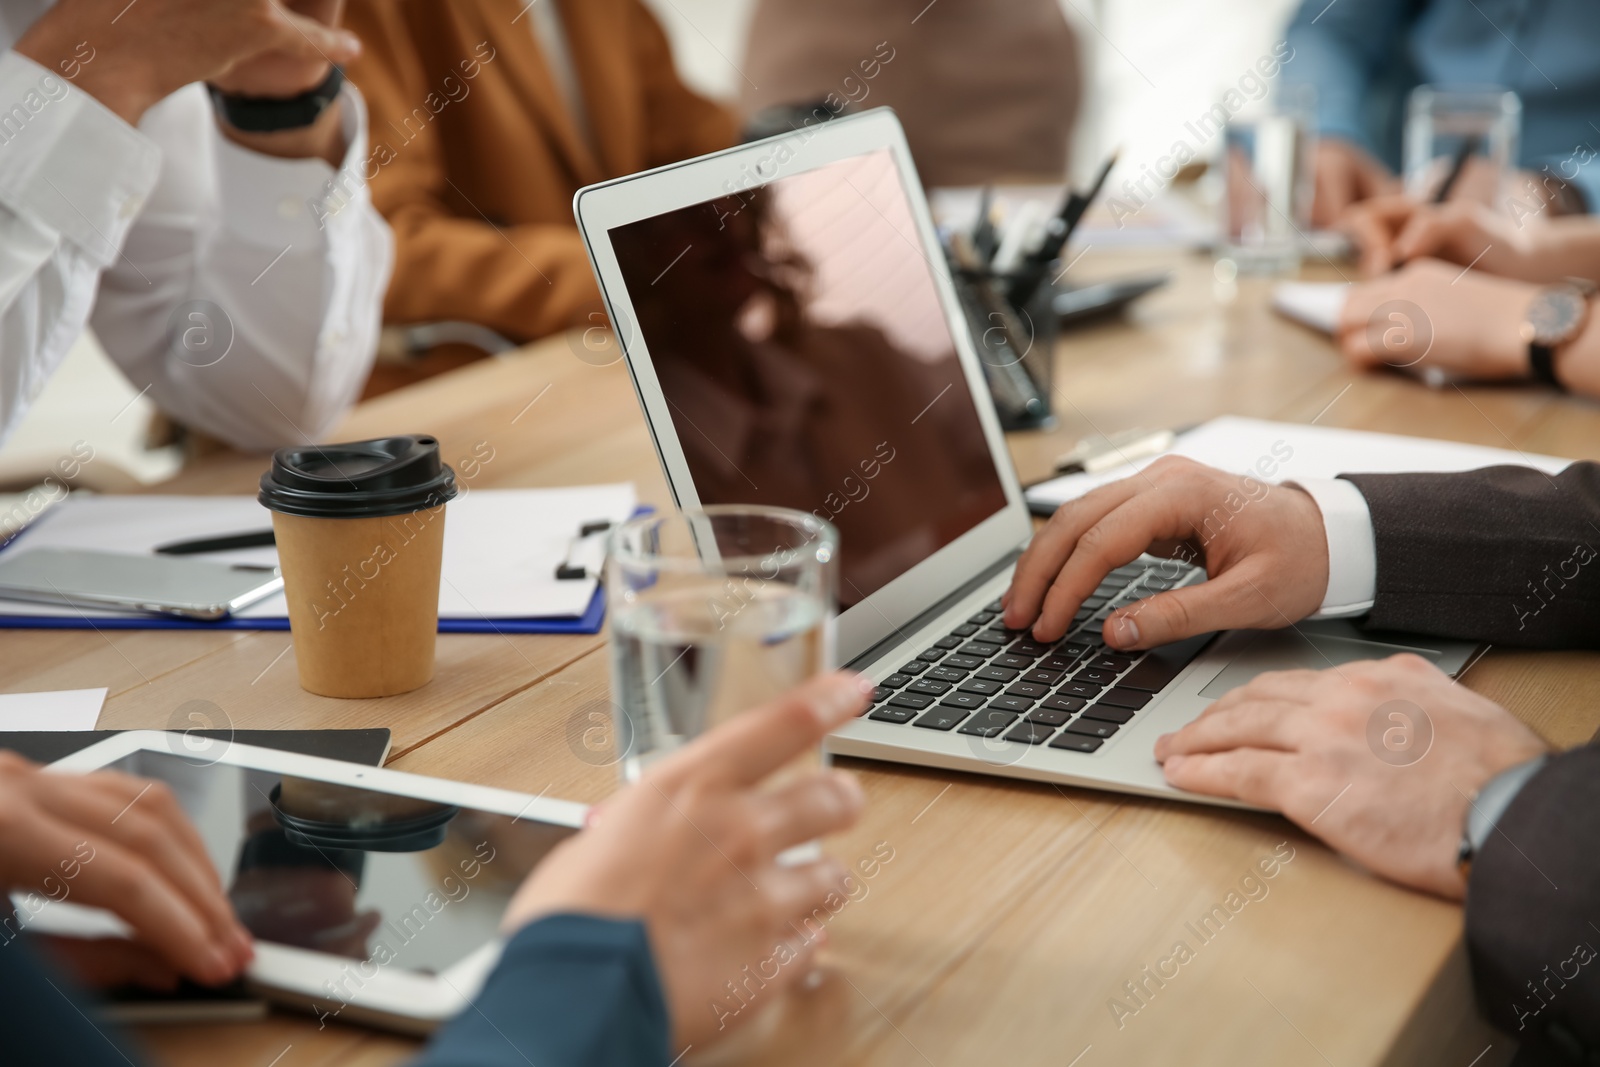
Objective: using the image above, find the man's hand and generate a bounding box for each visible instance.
[1337,259,1537,381]
[1002,457,1329,648]
[0,752,252,985]
[1156,654,1549,899]
[1311,139,1398,228]
[501,672,872,1049]
[15,0,360,127]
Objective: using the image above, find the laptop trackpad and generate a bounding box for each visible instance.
[1197,628,1443,700]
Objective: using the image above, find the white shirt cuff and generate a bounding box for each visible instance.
[0,51,161,267]
[1291,477,1377,618]
[212,81,370,248]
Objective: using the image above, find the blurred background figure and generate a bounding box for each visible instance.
[1281,0,1600,227]
[343,0,735,393]
[738,0,1082,187]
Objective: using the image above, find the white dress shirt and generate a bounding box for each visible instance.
[0,2,392,453]
[1294,477,1379,617]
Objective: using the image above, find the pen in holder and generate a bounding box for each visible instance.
[948,256,1058,432]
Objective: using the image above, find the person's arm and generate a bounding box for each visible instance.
[412,915,670,1067]
[1281,0,1412,153]
[629,0,737,169]
[1465,744,1600,1056]
[1342,463,1600,648]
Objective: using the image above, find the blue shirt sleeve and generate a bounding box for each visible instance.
[1282,0,1421,154]
[413,914,672,1067]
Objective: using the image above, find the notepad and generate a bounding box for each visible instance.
[1025,416,1572,515]
[1272,281,1349,334]
[0,486,637,629]
[0,688,106,731]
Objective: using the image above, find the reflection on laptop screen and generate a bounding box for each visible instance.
[608,149,1008,607]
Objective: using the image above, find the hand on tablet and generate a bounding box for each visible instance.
[0,752,252,986]
[501,672,871,1048]
[1002,457,1329,649]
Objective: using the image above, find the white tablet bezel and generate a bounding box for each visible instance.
[46,731,588,1034]
[574,107,1033,663]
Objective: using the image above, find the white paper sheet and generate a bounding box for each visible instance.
[1026,416,1572,512]
[1272,281,1349,335]
[0,486,637,621]
[0,688,106,731]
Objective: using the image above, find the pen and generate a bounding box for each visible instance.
[1008,150,1119,308]
[1433,135,1479,204]
[972,185,998,266]
[154,529,277,555]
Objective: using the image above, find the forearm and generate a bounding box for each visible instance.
[412,914,671,1067]
[1465,744,1600,1054]
[1342,464,1600,648]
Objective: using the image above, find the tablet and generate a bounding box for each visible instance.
[34,732,586,1033]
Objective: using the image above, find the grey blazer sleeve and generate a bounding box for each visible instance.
[1340,463,1600,648]
[1464,744,1600,1061]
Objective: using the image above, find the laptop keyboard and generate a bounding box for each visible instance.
[863,561,1207,753]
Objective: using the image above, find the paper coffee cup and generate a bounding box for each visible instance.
[259,435,457,698]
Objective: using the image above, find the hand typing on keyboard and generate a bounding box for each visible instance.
[1002,457,1330,649]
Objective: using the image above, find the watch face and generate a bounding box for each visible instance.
[1527,287,1587,347]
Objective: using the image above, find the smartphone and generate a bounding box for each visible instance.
[0,548,282,621]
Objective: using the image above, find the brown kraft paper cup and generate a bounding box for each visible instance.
[259,435,458,699]
[272,506,447,697]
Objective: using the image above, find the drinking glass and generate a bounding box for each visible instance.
[1404,85,1520,205]
[1218,91,1317,275]
[605,506,838,783]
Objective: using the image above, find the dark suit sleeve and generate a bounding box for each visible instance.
[1341,464,1600,648]
[0,928,146,1067]
[1465,745,1600,1061]
[413,913,671,1067]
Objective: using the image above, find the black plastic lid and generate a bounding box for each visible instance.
[258,435,457,519]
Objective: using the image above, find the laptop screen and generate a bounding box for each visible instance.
[607,148,1008,607]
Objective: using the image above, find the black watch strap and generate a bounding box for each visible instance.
[209,65,345,133]
[1529,342,1566,391]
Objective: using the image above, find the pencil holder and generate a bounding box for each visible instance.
[949,262,1059,432]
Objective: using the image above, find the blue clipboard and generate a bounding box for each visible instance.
[0,506,649,636]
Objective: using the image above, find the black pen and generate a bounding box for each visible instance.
[1433,135,1480,204]
[154,529,276,555]
[972,185,998,266]
[1008,150,1119,308]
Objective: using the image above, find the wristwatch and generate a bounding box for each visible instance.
[1521,278,1597,391]
[1456,754,1548,884]
[209,65,345,133]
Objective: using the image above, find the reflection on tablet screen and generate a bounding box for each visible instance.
[102,750,575,976]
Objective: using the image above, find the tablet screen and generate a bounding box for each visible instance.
[97,750,574,976]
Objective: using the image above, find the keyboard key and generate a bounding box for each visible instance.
[1005,681,1050,699]
[1064,718,1120,739]
[994,654,1031,669]
[940,691,989,711]
[909,678,952,696]
[1049,733,1104,753]
[1040,655,1080,672]
[960,641,1004,658]
[1025,707,1072,727]
[1117,633,1213,691]
[888,692,936,710]
[881,673,913,688]
[1142,577,1178,591]
[1041,694,1087,713]
[1075,669,1117,686]
[1023,669,1064,686]
[989,695,1035,714]
[1109,564,1144,578]
[899,661,929,675]
[950,623,979,637]
[926,665,969,683]
[1080,704,1135,724]
[1057,642,1091,658]
[914,707,970,731]
[1089,655,1135,674]
[1081,597,1108,610]
[957,709,1017,738]
[976,665,1019,683]
[872,686,894,702]
[984,599,1003,612]
[870,705,917,724]
[1005,722,1057,745]
[933,635,964,650]
[957,678,1003,696]
[943,654,985,670]
[978,628,1014,645]
[1008,640,1050,658]
[1059,681,1104,699]
[1100,572,1133,587]
[1099,687,1153,710]
[969,611,997,625]
[917,648,947,663]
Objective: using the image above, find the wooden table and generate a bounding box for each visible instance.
[12,250,1600,1067]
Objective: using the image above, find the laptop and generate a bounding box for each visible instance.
[573,108,1476,807]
